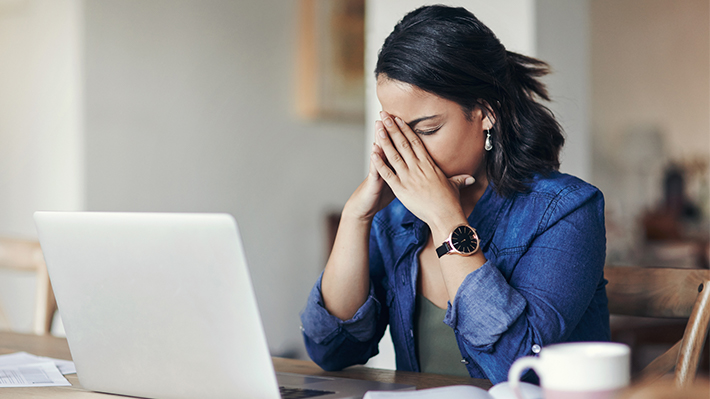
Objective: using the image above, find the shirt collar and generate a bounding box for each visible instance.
[400,209,427,244]
[467,182,508,250]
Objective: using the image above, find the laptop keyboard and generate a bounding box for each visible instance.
[279,385,336,398]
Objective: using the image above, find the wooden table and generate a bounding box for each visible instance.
[0,331,492,397]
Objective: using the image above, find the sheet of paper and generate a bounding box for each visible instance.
[0,361,71,387]
[364,385,492,399]
[488,382,543,399]
[363,382,543,399]
[0,352,76,375]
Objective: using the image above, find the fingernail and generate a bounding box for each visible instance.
[378,129,386,139]
[465,177,475,186]
[394,117,404,126]
[370,153,378,161]
[383,118,393,127]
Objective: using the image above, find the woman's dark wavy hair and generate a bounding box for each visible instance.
[375,5,564,197]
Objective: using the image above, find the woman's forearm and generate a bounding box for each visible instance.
[320,208,373,321]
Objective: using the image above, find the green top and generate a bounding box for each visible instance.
[414,294,470,377]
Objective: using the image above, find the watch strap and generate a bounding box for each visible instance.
[436,241,452,258]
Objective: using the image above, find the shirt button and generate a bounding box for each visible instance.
[299,325,305,332]
[461,359,469,365]
[532,344,541,354]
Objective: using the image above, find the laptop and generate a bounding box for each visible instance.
[34,211,412,399]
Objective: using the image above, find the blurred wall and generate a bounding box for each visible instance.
[591,0,710,262]
[83,0,365,358]
[0,0,84,331]
[0,0,365,359]
[592,0,709,163]
[536,0,591,180]
[0,0,84,238]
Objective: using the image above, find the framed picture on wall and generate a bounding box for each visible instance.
[296,0,365,122]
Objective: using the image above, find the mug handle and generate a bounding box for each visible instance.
[508,356,539,399]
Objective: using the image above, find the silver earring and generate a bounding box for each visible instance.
[484,129,493,151]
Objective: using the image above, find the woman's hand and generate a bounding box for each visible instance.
[371,111,474,237]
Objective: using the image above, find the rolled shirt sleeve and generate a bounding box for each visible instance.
[444,261,527,349]
[300,217,393,372]
[300,272,381,345]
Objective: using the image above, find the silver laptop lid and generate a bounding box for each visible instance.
[35,212,280,399]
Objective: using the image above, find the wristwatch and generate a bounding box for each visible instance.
[436,225,480,258]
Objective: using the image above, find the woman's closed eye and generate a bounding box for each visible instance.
[414,125,443,136]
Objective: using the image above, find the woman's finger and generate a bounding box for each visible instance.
[379,111,418,166]
[371,144,401,189]
[449,174,476,189]
[393,116,430,161]
[375,120,409,173]
[367,143,381,180]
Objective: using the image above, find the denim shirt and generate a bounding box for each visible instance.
[300,172,610,384]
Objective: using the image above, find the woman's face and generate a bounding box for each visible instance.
[376,77,492,180]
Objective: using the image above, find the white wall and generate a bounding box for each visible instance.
[0,0,84,238]
[82,0,365,358]
[0,0,365,358]
[0,0,84,331]
[536,0,591,180]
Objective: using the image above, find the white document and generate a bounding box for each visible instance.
[0,352,76,375]
[0,361,71,387]
[364,385,492,399]
[364,382,542,399]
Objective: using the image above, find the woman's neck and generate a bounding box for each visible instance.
[460,174,489,219]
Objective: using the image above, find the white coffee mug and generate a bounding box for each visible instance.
[508,342,630,399]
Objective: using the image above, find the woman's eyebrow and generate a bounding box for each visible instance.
[406,115,439,128]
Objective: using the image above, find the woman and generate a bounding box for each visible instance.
[300,5,609,384]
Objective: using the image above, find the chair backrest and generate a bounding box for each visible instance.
[0,237,56,334]
[605,265,710,388]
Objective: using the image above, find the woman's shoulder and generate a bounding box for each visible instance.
[488,172,605,249]
[509,171,603,206]
[509,171,604,220]
[525,171,600,197]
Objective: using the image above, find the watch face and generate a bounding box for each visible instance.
[451,225,478,254]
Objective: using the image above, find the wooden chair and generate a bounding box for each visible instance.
[618,377,710,399]
[605,265,710,387]
[0,237,56,335]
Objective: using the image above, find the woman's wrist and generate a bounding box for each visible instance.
[429,214,469,244]
[341,200,376,226]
